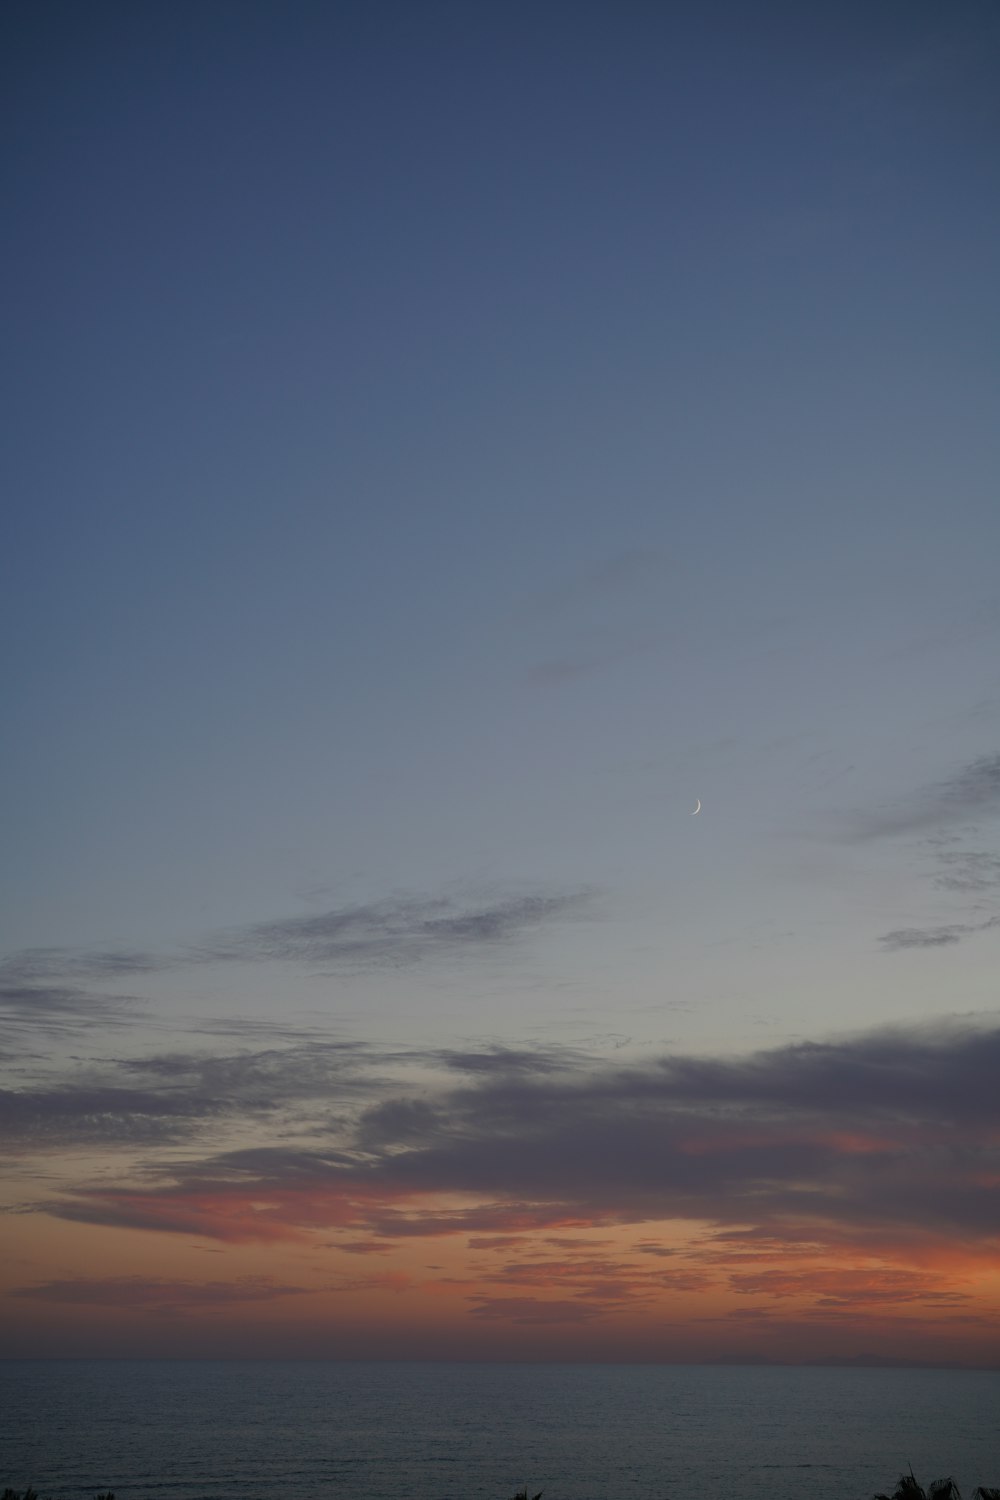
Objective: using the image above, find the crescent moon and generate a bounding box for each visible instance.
[692,799,701,815]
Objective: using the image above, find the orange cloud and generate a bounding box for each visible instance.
[728,1264,973,1307]
[48,1183,624,1244]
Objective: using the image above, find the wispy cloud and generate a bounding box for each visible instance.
[0,886,592,998]
[0,1039,386,1149]
[849,753,1000,840]
[1,949,163,982]
[934,850,1000,893]
[844,755,1000,954]
[727,1266,971,1308]
[880,926,962,951]
[208,890,591,970]
[475,1252,712,1306]
[439,1044,586,1076]
[1,1034,596,1155]
[0,1081,229,1147]
[879,915,999,951]
[0,981,140,1038]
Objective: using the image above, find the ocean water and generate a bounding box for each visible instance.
[1,1361,998,1500]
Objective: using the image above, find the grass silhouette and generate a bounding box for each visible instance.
[2,1491,113,1500]
[874,1477,1000,1500]
[3,1476,998,1498]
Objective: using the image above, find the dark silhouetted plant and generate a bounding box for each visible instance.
[2,1491,113,1500]
[508,1489,542,1500]
[875,1472,962,1500]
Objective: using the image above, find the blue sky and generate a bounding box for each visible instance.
[2,0,999,1362]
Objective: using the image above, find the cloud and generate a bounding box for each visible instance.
[0,1039,384,1149]
[856,766,1000,951]
[12,1275,309,1308]
[879,927,963,951]
[356,1098,443,1150]
[111,1039,376,1108]
[935,851,1000,893]
[849,753,1000,839]
[330,1271,414,1294]
[0,981,139,1036]
[207,890,591,970]
[44,1182,623,1245]
[727,1266,971,1308]
[0,1083,229,1147]
[335,1239,397,1255]
[879,915,998,951]
[476,1254,713,1304]
[43,1189,320,1243]
[440,1045,586,1076]
[1,948,163,982]
[26,1020,1000,1264]
[0,886,592,996]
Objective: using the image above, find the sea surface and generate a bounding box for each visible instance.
[2,1361,998,1500]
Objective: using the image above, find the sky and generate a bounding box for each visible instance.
[2,0,999,1366]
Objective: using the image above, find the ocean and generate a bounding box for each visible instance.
[2,1361,998,1500]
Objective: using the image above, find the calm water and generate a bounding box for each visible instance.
[2,1361,998,1500]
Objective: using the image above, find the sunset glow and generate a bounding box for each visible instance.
[4,1020,1000,1363]
[3,0,999,1382]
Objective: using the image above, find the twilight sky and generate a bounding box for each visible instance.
[2,0,999,1365]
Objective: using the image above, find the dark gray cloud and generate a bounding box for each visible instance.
[356,1097,442,1151]
[207,889,590,969]
[935,850,1000,893]
[850,753,1000,839]
[423,1023,1000,1130]
[880,927,963,951]
[439,1044,586,1076]
[861,774,1000,950]
[112,1039,376,1104]
[879,915,998,951]
[29,1019,1000,1251]
[0,981,138,1034]
[0,1039,386,1149]
[0,984,132,1020]
[0,1082,228,1147]
[1,948,164,982]
[0,887,591,998]
[0,1038,593,1152]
